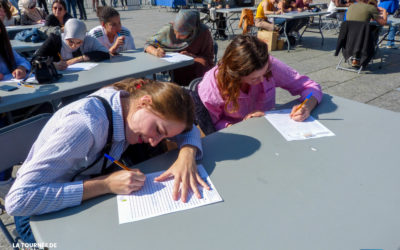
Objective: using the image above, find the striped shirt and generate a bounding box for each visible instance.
[88,25,136,53]
[5,87,202,216]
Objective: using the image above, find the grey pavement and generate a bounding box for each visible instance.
[1,4,400,250]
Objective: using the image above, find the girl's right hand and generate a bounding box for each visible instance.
[155,47,165,57]
[54,61,68,70]
[104,169,146,195]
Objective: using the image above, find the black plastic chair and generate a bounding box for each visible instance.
[184,78,216,136]
[0,113,51,249]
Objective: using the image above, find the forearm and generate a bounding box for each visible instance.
[82,175,110,201]
[67,55,86,65]
[145,45,158,56]
[6,181,83,216]
[304,96,318,112]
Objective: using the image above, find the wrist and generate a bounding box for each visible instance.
[179,145,197,158]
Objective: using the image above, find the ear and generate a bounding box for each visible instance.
[101,21,106,28]
[138,95,152,108]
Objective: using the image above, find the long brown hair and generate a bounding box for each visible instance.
[0,19,16,73]
[112,78,194,132]
[216,35,270,113]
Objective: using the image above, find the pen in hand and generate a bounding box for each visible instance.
[104,153,132,171]
[294,92,313,113]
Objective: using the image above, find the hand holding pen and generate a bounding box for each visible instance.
[153,39,165,57]
[103,154,146,194]
[54,53,68,70]
[290,92,317,122]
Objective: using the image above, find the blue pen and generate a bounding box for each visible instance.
[104,153,131,171]
[117,32,121,37]
[154,39,161,48]
[295,92,313,112]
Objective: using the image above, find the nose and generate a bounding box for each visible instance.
[148,135,164,147]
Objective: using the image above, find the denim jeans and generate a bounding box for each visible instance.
[66,0,77,18]
[14,216,36,243]
[386,25,398,46]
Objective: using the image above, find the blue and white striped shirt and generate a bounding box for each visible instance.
[5,87,202,216]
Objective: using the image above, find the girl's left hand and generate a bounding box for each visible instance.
[12,67,26,79]
[243,110,265,120]
[154,145,210,202]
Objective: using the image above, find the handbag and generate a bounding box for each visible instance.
[30,56,62,84]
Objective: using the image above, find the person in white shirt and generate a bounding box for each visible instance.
[88,6,135,55]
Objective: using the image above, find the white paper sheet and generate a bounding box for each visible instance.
[66,62,98,71]
[161,52,193,63]
[117,164,222,224]
[264,109,335,141]
[0,74,36,84]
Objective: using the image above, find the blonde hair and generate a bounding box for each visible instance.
[112,78,194,132]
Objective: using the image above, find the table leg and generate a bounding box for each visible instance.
[283,21,290,52]
[318,14,324,46]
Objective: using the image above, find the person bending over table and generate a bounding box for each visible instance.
[197,35,322,130]
[6,78,210,243]
[45,0,72,32]
[20,0,46,25]
[255,0,280,31]
[145,9,214,86]
[0,19,30,80]
[35,18,110,71]
[88,6,135,56]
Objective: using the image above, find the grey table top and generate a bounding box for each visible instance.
[216,6,256,14]
[0,50,193,113]
[31,94,400,250]
[267,10,330,19]
[11,40,43,53]
[6,24,44,32]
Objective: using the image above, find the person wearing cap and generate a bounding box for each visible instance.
[144,9,214,86]
[34,18,110,71]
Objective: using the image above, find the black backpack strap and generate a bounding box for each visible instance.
[71,95,114,181]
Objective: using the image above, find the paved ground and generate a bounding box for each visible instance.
[1,5,400,249]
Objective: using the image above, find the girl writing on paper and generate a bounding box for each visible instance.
[0,19,30,80]
[6,78,209,243]
[144,9,214,86]
[197,35,322,130]
[35,18,110,70]
[88,6,135,55]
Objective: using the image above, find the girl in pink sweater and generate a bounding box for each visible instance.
[197,35,323,131]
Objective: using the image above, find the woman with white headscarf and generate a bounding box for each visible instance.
[35,18,110,70]
[20,0,46,25]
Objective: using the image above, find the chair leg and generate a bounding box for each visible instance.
[0,218,18,250]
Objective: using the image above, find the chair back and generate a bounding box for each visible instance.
[239,8,255,34]
[185,78,216,136]
[0,113,51,173]
[209,7,217,21]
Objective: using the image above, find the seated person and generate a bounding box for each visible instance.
[34,18,110,71]
[378,0,398,48]
[207,0,229,39]
[88,6,135,56]
[295,0,311,11]
[197,35,323,130]
[145,9,214,86]
[255,0,280,31]
[277,0,309,38]
[45,0,72,31]
[20,0,47,25]
[6,78,209,243]
[0,19,30,80]
[327,0,352,20]
[346,0,387,25]
[0,0,15,26]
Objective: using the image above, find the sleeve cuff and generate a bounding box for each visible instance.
[62,181,84,208]
[174,125,203,160]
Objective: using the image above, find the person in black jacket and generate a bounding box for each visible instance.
[35,18,110,70]
[45,0,72,31]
